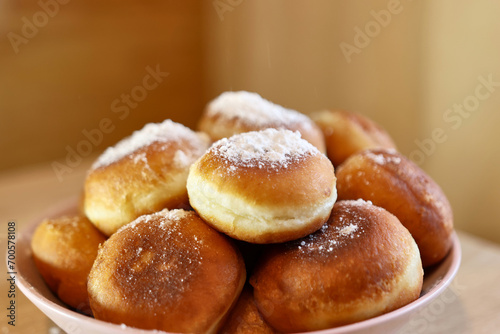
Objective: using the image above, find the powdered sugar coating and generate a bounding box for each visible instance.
[293,200,385,255]
[207,91,312,130]
[112,209,203,302]
[210,128,320,170]
[91,119,206,170]
[296,221,364,255]
[365,150,401,165]
[349,198,374,207]
[119,208,190,232]
[338,223,359,236]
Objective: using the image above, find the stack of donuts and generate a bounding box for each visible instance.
[31,91,454,333]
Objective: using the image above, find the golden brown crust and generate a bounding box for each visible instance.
[219,285,277,334]
[84,130,209,236]
[196,151,334,208]
[336,149,454,267]
[250,200,423,332]
[311,110,396,166]
[87,209,246,333]
[187,129,337,244]
[31,215,106,314]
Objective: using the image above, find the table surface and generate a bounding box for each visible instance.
[1,159,500,334]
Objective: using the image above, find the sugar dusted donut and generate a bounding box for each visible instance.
[336,148,454,267]
[187,128,337,244]
[84,119,209,236]
[199,91,326,153]
[311,109,396,166]
[87,209,246,333]
[250,200,423,332]
[31,215,106,314]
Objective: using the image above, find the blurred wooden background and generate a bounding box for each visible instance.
[1,0,500,244]
[0,0,204,170]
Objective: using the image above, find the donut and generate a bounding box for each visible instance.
[310,109,396,166]
[199,91,326,153]
[87,209,246,333]
[250,200,423,332]
[186,128,337,244]
[219,285,277,334]
[336,148,454,267]
[83,119,210,236]
[31,215,106,315]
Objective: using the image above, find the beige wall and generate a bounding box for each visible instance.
[421,0,500,244]
[203,0,424,155]
[0,1,204,171]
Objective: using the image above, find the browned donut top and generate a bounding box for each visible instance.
[338,110,395,146]
[32,215,106,270]
[111,210,202,304]
[91,209,244,308]
[338,148,454,239]
[90,119,208,171]
[283,199,409,275]
[192,129,334,207]
[251,199,417,310]
[88,209,246,332]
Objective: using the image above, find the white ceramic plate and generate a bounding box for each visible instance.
[14,198,461,334]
